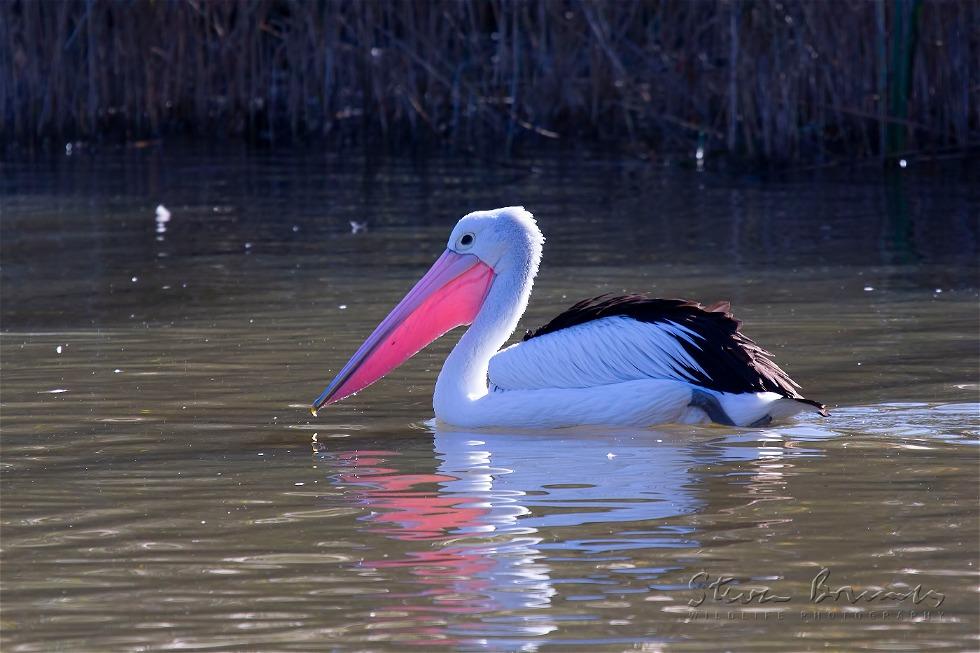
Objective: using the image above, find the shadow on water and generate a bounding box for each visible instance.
[881,169,919,266]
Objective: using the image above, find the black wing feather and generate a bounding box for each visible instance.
[524,294,826,413]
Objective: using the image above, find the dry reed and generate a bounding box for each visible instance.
[2,0,977,162]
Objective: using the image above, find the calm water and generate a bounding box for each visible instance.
[1,148,978,651]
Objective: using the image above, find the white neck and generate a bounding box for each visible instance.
[433,261,536,420]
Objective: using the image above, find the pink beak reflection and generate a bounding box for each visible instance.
[312,250,495,414]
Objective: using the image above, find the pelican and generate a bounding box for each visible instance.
[312,207,826,428]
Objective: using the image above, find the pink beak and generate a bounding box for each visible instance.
[312,250,495,415]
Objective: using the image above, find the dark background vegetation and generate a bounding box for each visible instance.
[2,0,977,163]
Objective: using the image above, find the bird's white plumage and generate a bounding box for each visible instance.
[488,315,709,392]
[318,206,825,428]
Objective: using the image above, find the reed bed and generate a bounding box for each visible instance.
[2,0,976,161]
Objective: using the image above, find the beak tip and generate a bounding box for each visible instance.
[311,388,332,417]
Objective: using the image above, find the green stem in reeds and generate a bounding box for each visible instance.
[886,0,924,159]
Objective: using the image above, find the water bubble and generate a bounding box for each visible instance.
[155,205,171,236]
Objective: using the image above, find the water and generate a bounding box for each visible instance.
[2,147,978,651]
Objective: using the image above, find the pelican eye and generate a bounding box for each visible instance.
[458,233,475,248]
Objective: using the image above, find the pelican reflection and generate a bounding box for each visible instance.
[316,425,794,646]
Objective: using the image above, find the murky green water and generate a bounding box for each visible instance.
[2,148,978,651]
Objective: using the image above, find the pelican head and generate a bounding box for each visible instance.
[445,206,543,274]
[312,206,542,414]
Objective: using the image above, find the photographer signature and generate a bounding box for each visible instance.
[688,568,945,608]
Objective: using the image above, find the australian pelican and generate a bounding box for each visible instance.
[312,207,826,428]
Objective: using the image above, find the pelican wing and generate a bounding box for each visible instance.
[488,295,822,410]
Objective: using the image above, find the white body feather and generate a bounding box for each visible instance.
[444,375,807,430]
[488,316,709,391]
